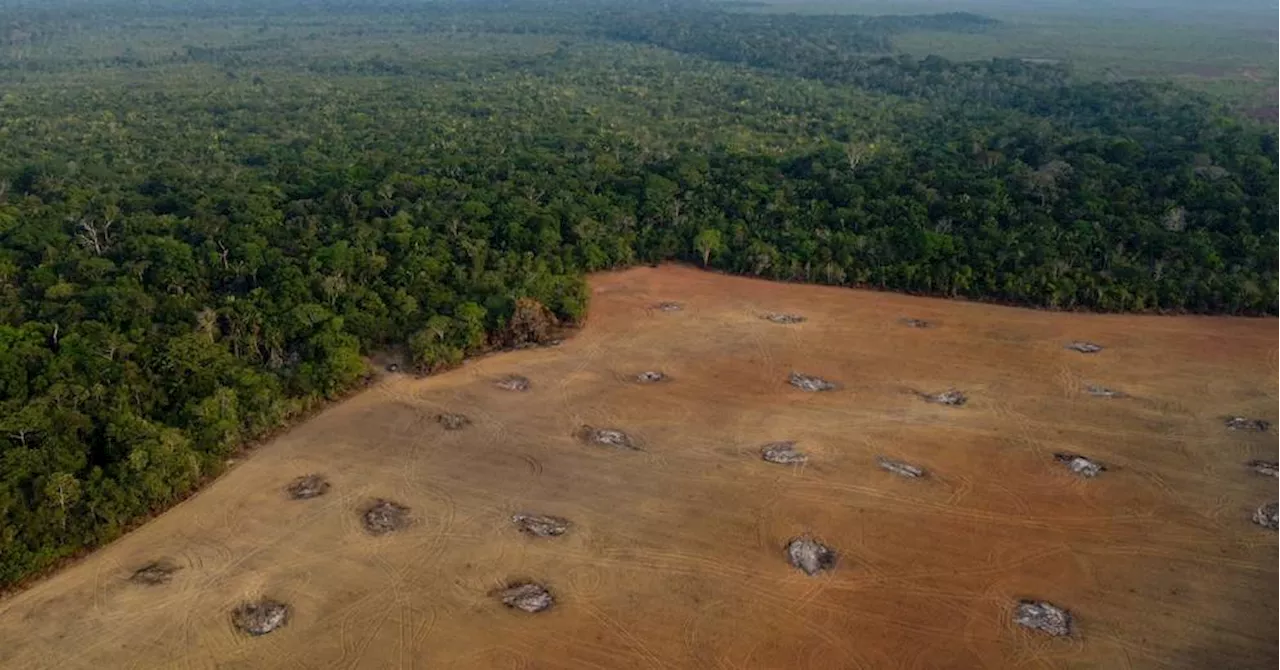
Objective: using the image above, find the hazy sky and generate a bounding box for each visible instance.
[759,0,1277,26]
[764,0,1274,8]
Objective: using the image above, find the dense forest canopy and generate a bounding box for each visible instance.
[0,0,1275,590]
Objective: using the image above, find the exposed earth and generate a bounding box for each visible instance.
[0,265,1274,669]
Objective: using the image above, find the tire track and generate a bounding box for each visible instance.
[852,543,1070,596]
[599,546,761,583]
[1055,360,1081,398]
[983,474,1032,516]
[331,586,394,668]
[342,584,397,670]
[785,480,1156,532]
[520,453,543,477]
[410,600,440,647]
[1081,542,1273,572]
[1131,466,1183,506]
[564,562,606,603]
[582,601,669,669]
[745,319,778,381]
[408,480,460,568]
[987,395,1041,446]
[942,472,977,508]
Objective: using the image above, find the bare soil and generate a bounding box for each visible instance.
[0,265,1274,670]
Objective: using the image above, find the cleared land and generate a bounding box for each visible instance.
[0,265,1275,669]
[756,0,1279,116]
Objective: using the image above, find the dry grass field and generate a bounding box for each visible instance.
[0,265,1275,669]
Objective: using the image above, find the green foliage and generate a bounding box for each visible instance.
[0,0,1274,590]
[694,229,725,267]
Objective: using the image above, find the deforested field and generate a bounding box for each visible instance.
[0,265,1275,669]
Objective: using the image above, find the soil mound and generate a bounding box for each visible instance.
[1252,502,1278,530]
[495,375,531,392]
[917,389,967,406]
[129,560,180,586]
[1054,453,1106,478]
[788,371,837,392]
[512,513,571,537]
[232,599,289,636]
[760,441,807,465]
[634,371,667,383]
[496,583,554,613]
[785,536,837,576]
[1225,416,1270,432]
[285,474,330,500]
[362,499,411,535]
[576,425,639,450]
[1246,460,1278,477]
[1014,600,1072,636]
[878,457,926,478]
[1065,341,1103,354]
[762,313,806,324]
[437,412,471,430]
[1084,385,1127,399]
[899,318,932,328]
